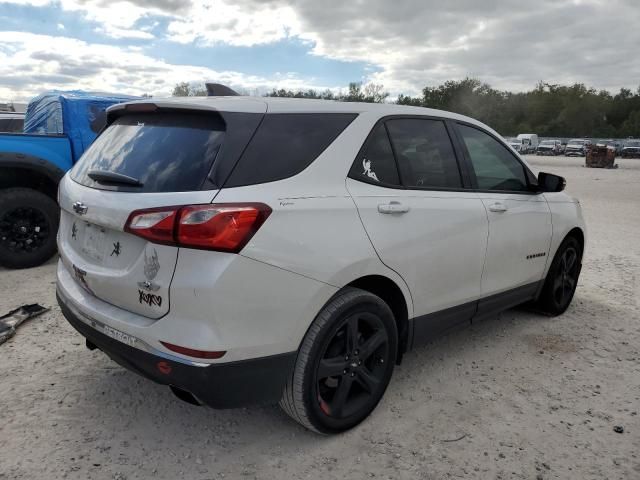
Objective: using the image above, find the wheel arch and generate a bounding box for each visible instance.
[345,274,411,361]
[551,226,585,262]
[566,226,585,252]
[0,155,65,199]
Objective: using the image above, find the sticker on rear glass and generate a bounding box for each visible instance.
[137,248,160,292]
[362,158,379,182]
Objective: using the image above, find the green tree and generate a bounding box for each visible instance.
[267,82,388,103]
[178,79,640,138]
[172,82,207,97]
[620,110,640,138]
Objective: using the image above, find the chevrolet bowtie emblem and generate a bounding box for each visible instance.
[72,201,88,215]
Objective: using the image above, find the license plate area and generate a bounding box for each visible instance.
[81,223,107,263]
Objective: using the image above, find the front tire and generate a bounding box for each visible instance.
[280,288,397,434]
[534,236,582,315]
[0,188,59,269]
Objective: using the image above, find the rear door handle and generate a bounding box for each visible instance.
[378,201,410,214]
[488,202,508,213]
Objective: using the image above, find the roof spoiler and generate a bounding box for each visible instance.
[205,83,240,97]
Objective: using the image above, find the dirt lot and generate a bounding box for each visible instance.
[1,155,639,479]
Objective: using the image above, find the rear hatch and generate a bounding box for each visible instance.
[58,102,266,318]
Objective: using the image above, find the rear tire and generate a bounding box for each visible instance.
[0,188,59,269]
[534,236,582,316]
[280,287,397,434]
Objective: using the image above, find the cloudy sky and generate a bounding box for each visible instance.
[1,0,638,101]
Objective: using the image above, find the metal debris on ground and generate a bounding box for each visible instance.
[0,304,49,345]
[441,433,468,442]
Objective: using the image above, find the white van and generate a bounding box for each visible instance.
[517,133,539,154]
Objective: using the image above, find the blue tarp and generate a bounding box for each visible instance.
[23,91,138,160]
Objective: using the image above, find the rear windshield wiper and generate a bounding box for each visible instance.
[88,170,143,187]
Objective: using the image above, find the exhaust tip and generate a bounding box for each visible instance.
[170,385,202,406]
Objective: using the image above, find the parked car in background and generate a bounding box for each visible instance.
[506,136,525,153]
[536,139,562,156]
[0,91,136,269]
[559,140,568,154]
[56,96,585,434]
[596,139,622,156]
[621,139,640,158]
[517,133,539,153]
[564,138,591,156]
[0,112,24,133]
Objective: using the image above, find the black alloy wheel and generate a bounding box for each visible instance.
[0,188,60,269]
[0,206,50,253]
[552,245,579,308]
[314,312,390,420]
[535,235,582,315]
[280,288,397,434]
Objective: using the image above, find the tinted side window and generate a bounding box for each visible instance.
[10,118,24,132]
[386,119,461,189]
[0,119,11,132]
[225,113,357,187]
[458,124,528,192]
[349,124,400,186]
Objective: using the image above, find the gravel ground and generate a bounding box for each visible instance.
[1,155,639,480]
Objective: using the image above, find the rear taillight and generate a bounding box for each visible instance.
[125,207,177,245]
[124,203,271,253]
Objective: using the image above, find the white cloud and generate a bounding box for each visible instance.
[93,24,154,40]
[58,0,166,39]
[0,0,50,5]
[0,31,334,101]
[70,0,640,94]
[2,0,640,97]
[166,1,301,47]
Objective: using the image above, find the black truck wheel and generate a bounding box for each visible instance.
[0,188,59,269]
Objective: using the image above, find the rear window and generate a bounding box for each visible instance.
[11,118,24,132]
[0,118,23,133]
[224,113,357,187]
[71,113,225,193]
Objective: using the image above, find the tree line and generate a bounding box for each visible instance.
[173,79,640,138]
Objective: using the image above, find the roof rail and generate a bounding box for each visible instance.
[205,83,240,97]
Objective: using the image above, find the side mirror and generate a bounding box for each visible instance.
[537,172,566,192]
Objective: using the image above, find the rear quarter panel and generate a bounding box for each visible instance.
[213,111,414,319]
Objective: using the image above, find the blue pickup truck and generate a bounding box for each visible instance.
[0,91,136,268]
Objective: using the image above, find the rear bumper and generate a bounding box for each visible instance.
[57,291,296,408]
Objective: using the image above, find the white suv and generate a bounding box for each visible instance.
[56,96,585,433]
